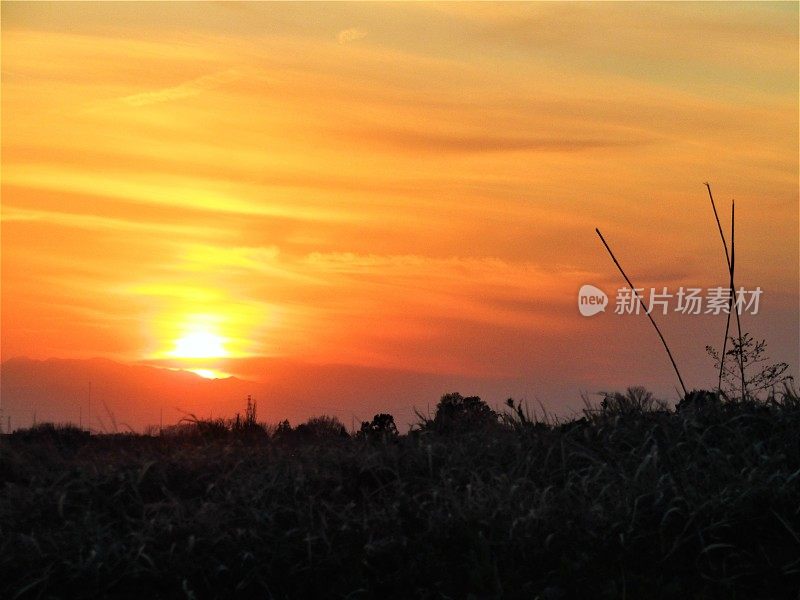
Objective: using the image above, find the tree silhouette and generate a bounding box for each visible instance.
[426,392,499,433]
[358,413,399,441]
[273,419,293,439]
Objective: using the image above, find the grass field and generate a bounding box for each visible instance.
[2,389,799,599]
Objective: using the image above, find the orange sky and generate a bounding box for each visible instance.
[2,2,798,416]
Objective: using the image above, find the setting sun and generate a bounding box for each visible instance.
[187,368,229,380]
[169,330,228,359]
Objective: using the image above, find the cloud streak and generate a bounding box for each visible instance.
[338,127,651,154]
[120,69,249,107]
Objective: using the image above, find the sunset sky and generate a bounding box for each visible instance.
[2,2,798,425]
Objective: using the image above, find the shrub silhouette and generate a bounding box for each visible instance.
[501,398,551,432]
[358,413,399,441]
[10,423,90,447]
[676,389,721,413]
[295,415,349,440]
[598,386,667,415]
[196,418,231,439]
[706,333,793,400]
[166,397,268,441]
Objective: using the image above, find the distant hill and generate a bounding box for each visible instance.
[0,356,525,433]
[0,357,251,433]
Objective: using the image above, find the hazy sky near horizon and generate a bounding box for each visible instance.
[2,2,798,408]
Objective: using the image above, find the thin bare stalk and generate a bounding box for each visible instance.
[730,201,747,399]
[705,182,733,393]
[595,228,688,397]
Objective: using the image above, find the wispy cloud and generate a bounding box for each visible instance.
[1,206,223,239]
[338,127,650,154]
[120,68,256,107]
[2,165,360,222]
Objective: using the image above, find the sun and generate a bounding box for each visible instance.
[187,368,229,380]
[168,330,228,359]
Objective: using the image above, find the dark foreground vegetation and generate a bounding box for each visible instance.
[2,387,799,599]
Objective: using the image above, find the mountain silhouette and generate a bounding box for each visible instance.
[0,357,525,433]
[0,357,250,433]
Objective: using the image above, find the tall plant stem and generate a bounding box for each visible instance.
[730,201,747,399]
[705,183,733,393]
[595,228,688,397]
[706,183,748,399]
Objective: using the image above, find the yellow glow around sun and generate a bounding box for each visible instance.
[188,368,228,379]
[169,330,228,359]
